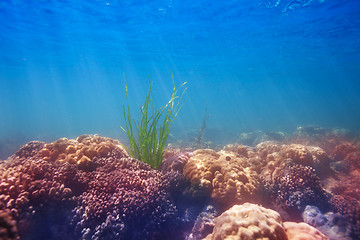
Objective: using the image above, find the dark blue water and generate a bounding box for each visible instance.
[1,0,360,156]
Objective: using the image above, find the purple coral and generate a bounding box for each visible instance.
[73,156,186,239]
[330,195,360,239]
[161,150,193,173]
[266,164,329,219]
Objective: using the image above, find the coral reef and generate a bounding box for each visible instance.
[203,203,288,240]
[0,141,79,239]
[264,164,329,220]
[258,142,332,186]
[1,127,359,239]
[72,157,186,239]
[283,222,328,240]
[344,151,360,168]
[183,149,260,209]
[322,168,360,201]
[0,135,189,240]
[280,144,314,166]
[36,134,128,170]
[279,144,330,172]
[255,141,282,159]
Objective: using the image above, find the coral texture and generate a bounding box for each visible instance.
[283,222,328,240]
[0,210,18,240]
[302,205,351,240]
[279,144,330,169]
[259,143,331,186]
[186,205,218,240]
[266,164,329,215]
[280,144,314,166]
[161,149,193,173]
[329,195,360,239]
[203,203,288,240]
[36,134,128,170]
[0,135,187,240]
[183,149,259,208]
[72,157,185,239]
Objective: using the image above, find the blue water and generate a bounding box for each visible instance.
[1,0,360,155]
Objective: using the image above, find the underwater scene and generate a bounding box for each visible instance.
[1,0,360,239]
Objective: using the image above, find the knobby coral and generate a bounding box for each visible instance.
[183,149,259,209]
[203,203,288,240]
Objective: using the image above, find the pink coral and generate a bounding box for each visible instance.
[283,222,328,240]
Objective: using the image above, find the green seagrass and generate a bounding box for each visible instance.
[121,73,187,169]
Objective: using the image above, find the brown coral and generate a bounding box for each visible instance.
[283,222,328,240]
[332,143,357,160]
[260,143,331,183]
[0,210,18,240]
[255,141,282,159]
[34,134,128,169]
[280,144,313,166]
[203,203,288,240]
[183,149,259,208]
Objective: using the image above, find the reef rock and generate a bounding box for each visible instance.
[302,205,351,240]
[186,205,218,240]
